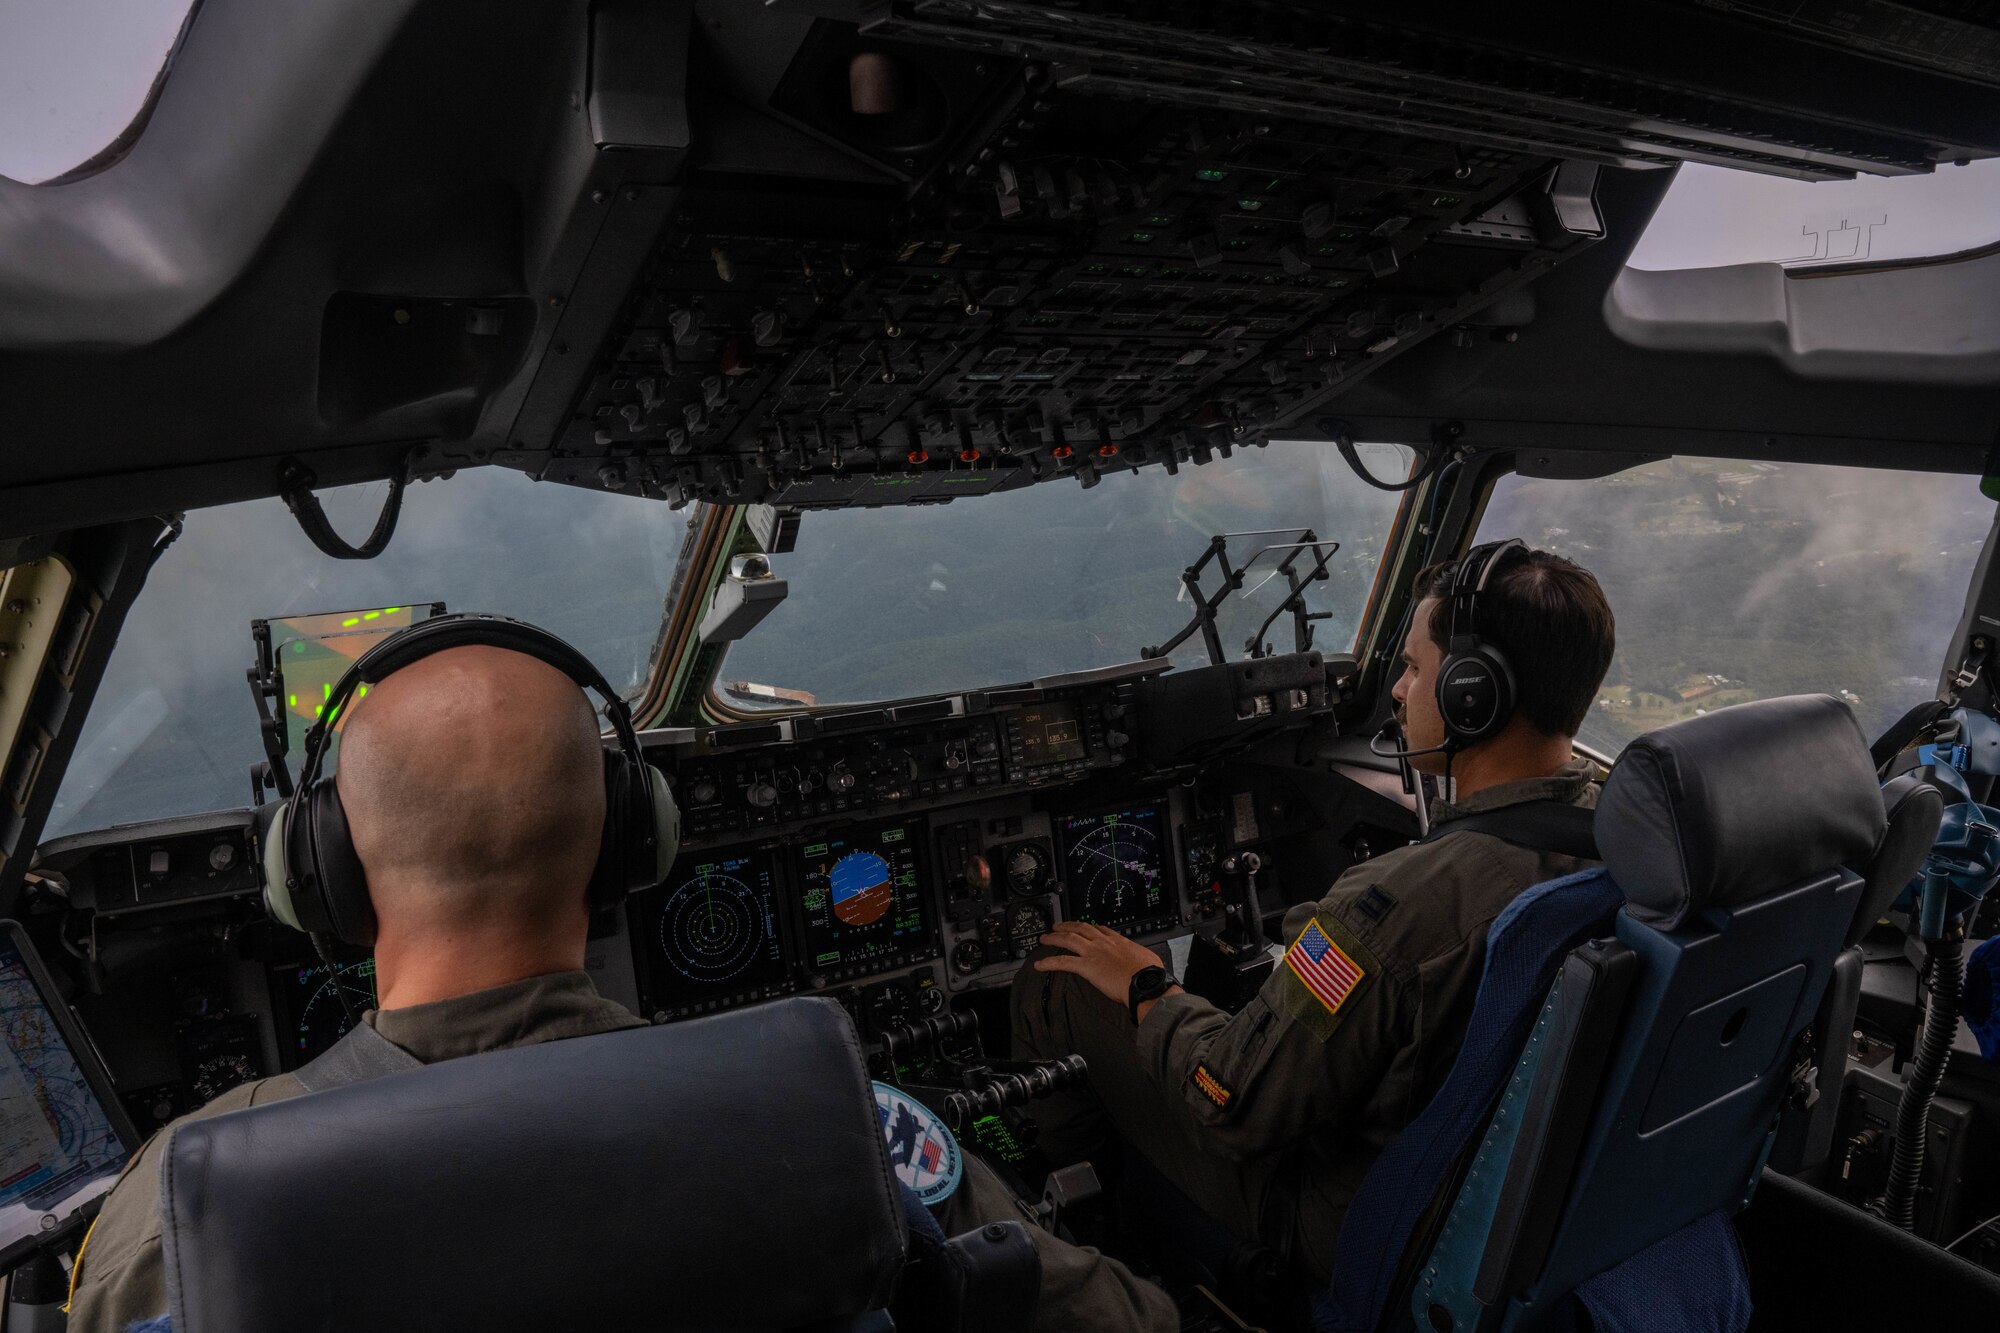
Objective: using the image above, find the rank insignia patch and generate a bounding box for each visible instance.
[1285,918,1367,1020]
[1190,1064,1233,1110]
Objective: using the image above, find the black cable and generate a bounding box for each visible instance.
[1942,1210,2000,1255]
[1882,937,1965,1231]
[1322,420,1444,493]
[279,457,409,560]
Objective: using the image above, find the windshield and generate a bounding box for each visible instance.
[721,441,1414,707]
[1477,457,1994,758]
[0,0,196,184]
[45,470,688,841]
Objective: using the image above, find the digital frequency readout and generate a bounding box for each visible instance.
[631,851,788,1012]
[796,822,930,972]
[1017,702,1087,766]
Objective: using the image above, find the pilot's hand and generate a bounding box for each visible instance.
[1035,921,1176,1016]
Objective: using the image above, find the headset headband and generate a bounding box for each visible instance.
[1447,538,1525,646]
[270,611,674,949]
[293,612,640,798]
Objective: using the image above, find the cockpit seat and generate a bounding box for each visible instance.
[1319,695,1890,1333]
[153,996,1030,1332]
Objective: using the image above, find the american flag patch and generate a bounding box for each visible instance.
[1286,919,1365,1017]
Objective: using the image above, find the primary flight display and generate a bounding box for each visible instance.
[797,821,932,975]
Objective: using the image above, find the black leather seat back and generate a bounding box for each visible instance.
[161,997,905,1333]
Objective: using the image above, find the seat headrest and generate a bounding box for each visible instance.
[161,997,905,1332]
[1851,774,1946,950]
[1596,695,1885,930]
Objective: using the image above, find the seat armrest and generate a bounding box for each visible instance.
[1474,939,1638,1305]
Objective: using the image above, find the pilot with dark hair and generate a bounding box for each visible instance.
[1014,542,1617,1283]
[67,644,1174,1333]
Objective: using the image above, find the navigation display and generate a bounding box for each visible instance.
[1058,803,1172,931]
[797,821,932,974]
[0,925,134,1266]
[270,958,378,1069]
[630,850,791,1019]
[1017,702,1087,767]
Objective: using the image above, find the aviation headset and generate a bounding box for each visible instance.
[1433,538,1526,751]
[261,613,680,948]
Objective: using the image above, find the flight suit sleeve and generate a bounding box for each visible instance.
[1133,892,1412,1163]
[67,1074,304,1333]
[63,1135,171,1333]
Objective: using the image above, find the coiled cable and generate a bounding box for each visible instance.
[1882,938,1965,1231]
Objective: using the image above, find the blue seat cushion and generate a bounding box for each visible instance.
[1314,868,1625,1332]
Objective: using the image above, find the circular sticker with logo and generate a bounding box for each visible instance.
[872,1080,962,1205]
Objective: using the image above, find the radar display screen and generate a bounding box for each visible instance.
[260,603,444,763]
[797,821,933,975]
[1016,702,1087,767]
[629,850,791,1019]
[1058,803,1172,931]
[0,924,135,1266]
[271,958,377,1068]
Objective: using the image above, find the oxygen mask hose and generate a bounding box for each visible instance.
[1881,934,1965,1232]
[1874,801,1999,1232]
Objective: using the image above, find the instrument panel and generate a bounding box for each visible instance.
[37,653,1331,1118]
[625,785,1208,1027]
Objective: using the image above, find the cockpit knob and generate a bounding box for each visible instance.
[746,780,778,809]
[828,769,857,794]
[1105,730,1130,750]
[688,779,719,806]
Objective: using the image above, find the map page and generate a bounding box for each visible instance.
[0,935,128,1253]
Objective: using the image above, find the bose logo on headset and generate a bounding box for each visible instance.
[259,612,682,948]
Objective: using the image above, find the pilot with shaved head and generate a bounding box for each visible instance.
[67,632,1173,1333]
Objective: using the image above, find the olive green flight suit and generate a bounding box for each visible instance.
[66,972,649,1333]
[69,971,1174,1333]
[1013,758,1602,1281]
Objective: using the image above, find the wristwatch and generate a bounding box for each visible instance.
[1128,964,1176,1025]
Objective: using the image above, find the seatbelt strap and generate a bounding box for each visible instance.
[1420,801,1599,862]
[1868,698,1953,775]
[292,1019,423,1093]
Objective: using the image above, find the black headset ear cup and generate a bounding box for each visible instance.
[592,749,635,911]
[1435,645,1517,747]
[591,750,678,908]
[304,772,378,948]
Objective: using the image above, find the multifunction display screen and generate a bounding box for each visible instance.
[1058,803,1171,930]
[1016,702,1087,767]
[630,850,790,1017]
[0,930,131,1264]
[271,958,378,1068]
[796,821,931,973]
